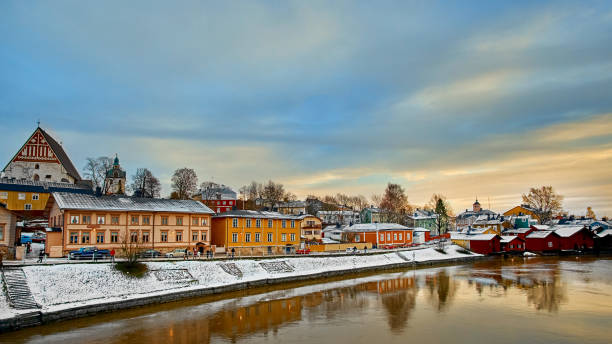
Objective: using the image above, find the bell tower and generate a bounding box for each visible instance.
[104,154,126,195]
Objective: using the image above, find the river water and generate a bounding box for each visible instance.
[2,256,611,344]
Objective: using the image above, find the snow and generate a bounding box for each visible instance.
[0,245,479,319]
[550,225,585,237]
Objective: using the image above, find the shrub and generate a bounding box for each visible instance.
[114,261,148,278]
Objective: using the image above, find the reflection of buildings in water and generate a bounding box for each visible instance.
[374,277,419,332]
[526,273,567,312]
[426,270,459,312]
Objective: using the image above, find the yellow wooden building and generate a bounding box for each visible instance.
[503,205,540,223]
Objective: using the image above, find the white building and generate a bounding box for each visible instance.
[316,210,361,226]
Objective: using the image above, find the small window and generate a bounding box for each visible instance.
[18,193,26,200]
[192,217,199,225]
[161,216,168,225]
[161,232,168,242]
[82,215,91,224]
[255,233,261,242]
[193,232,199,241]
[32,194,39,200]
[281,233,287,242]
[131,216,139,225]
[70,232,79,243]
[142,232,149,242]
[0,226,4,241]
[202,218,208,226]
[35,164,39,169]
[233,218,239,228]
[399,233,402,240]
[142,216,150,225]
[387,234,391,240]
[268,233,273,242]
[245,233,251,242]
[131,231,138,243]
[223,201,226,205]
[246,219,251,228]
[176,231,183,241]
[355,235,360,242]
[548,241,553,248]
[0,192,7,199]
[291,220,295,228]
[282,220,286,228]
[290,233,295,241]
[45,175,52,179]
[176,217,183,226]
[394,233,397,240]
[111,232,118,243]
[380,234,384,241]
[70,215,79,224]
[96,232,104,244]
[24,204,32,210]
[232,233,238,242]
[268,220,273,228]
[97,216,105,224]
[82,232,90,244]
[201,231,207,241]
[256,219,261,228]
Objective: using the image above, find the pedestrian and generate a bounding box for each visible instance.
[37,249,44,263]
[364,246,367,254]
[231,247,235,258]
[110,249,115,263]
[193,247,197,259]
[184,248,188,260]
[0,253,3,270]
[353,246,357,254]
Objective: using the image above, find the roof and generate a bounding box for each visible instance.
[411,227,430,232]
[52,192,214,214]
[345,223,410,232]
[526,230,559,239]
[456,209,497,219]
[531,224,550,230]
[0,178,93,194]
[503,228,533,234]
[212,209,299,220]
[596,229,612,238]
[551,225,587,238]
[277,201,306,208]
[451,233,498,241]
[500,235,524,243]
[322,225,347,232]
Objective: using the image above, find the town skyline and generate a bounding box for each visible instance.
[1,2,611,216]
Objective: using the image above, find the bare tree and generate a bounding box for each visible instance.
[130,168,161,198]
[380,183,412,225]
[82,156,113,191]
[262,180,285,209]
[371,194,383,208]
[200,181,221,200]
[283,192,297,202]
[171,168,198,200]
[522,186,564,224]
[586,206,596,220]
[119,230,144,266]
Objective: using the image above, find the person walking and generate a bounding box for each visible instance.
[184,248,188,260]
[363,246,367,254]
[37,249,44,263]
[231,247,235,258]
[110,249,115,263]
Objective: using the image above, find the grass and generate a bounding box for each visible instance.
[114,261,148,278]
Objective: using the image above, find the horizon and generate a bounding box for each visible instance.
[1,1,611,217]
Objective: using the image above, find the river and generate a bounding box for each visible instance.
[1,256,611,344]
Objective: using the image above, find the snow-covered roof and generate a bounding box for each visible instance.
[322,225,348,232]
[504,228,532,234]
[411,227,430,232]
[52,192,214,214]
[345,223,410,232]
[321,237,340,244]
[526,230,557,239]
[551,225,586,238]
[500,235,523,243]
[531,224,550,230]
[277,201,306,208]
[213,210,300,220]
[596,229,612,238]
[451,233,498,241]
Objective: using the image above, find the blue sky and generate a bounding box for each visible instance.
[1,1,611,216]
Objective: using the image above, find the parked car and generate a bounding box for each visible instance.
[296,248,311,254]
[68,247,111,260]
[139,249,162,258]
[31,232,46,243]
[165,249,192,258]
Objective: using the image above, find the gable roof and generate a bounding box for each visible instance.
[451,233,499,241]
[3,127,82,181]
[345,223,410,232]
[551,225,587,238]
[526,230,560,239]
[212,209,298,220]
[500,235,524,243]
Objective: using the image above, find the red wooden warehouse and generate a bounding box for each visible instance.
[525,230,561,252]
[552,226,594,251]
[500,236,525,252]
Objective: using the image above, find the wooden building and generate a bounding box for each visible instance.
[525,230,561,252]
[343,223,413,248]
[46,192,214,257]
[552,225,594,251]
[0,203,18,258]
[451,233,501,255]
[500,235,525,252]
[297,214,322,241]
[211,210,301,255]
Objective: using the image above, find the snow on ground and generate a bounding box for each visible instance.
[1,245,479,319]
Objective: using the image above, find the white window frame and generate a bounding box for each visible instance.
[233,218,239,228]
[232,233,238,243]
[0,192,7,199]
[245,233,251,242]
[18,193,26,200]
[32,193,39,200]
[246,219,251,228]
[281,233,287,242]
[268,233,273,242]
[256,219,261,228]
[24,204,32,210]
[290,233,295,241]
[97,216,105,224]
[70,215,79,224]
[255,233,261,242]
[268,219,273,228]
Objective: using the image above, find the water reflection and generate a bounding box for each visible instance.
[2,257,611,344]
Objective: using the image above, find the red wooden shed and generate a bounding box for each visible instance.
[500,236,526,252]
[525,231,561,252]
[552,226,594,251]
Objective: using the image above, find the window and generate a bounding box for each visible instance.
[281,233,287,242]
[70,216,79,224]
[111,216,119,224]
[223,201,226,205]
[233,218,239,228]
[111,232,118,243]
[291,220,295,228]
[0,192,7,199]
[399,233,402,240]
[282,220,286,228]
[24,204,32,210]
[96,232,104,244]
[176,231,183,241]
[161,231,168,242]
[131,216,139,225]
[192,217,199,225]
[18,193,25,200]
[97,216,105,224]
[201,232,207,241]
[161,216,168,225]
[548,241,553,248]
[246,219,251,228]
[387,234,391,240]
[142,216,150,225]
[202,218,208,226]
[82,215,91,224]
[256,219,261,228]
[355,235,360,242]
[268,220,273,228]
[193,232,199,241]
[32,194,39,200]
[70,232,79,244]
[232,233,238,243]
[82,232,90,244]
[394,233,397,240]
[255,233,261,242]
[142,232,149,242]
[245,233,251,242]
[290,233,295,241]
[380,234,384,241]
[267,233,273,242]
[130,231,138,243]
[0,226,3,241]
[510,244,514,249]
[45,175,52,179]
[176,217,183,226]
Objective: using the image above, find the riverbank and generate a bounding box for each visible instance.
[0,245,482,332]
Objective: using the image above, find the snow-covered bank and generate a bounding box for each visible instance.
[1,245,481,325]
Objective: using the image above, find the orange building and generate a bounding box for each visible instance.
[46,192,214,257]
[503,205,540,223]
[342,223,413,248]
[211,210,301,255]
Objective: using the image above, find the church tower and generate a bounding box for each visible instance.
[473,198,481,212]
[104,155,126,195]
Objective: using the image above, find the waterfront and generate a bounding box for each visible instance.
[2,256,611,344]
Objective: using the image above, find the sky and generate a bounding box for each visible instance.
[1,1,611,216]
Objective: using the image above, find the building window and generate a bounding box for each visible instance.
[510,244,514,249]
[111,216,119,224]
[142,232,150,243]
[70,232,78,243]
[201,232,207,241]
[0,192,7,199]
[232,233,238,243]
[193,232,199,241]
[387,234,391,240]
[291,220,295,228]
[34,164,39,169]
[18,193,25,200]
[202,218,208,226]
[245,233,251,242]
[282,220,286,228]
[24,204,32,210]
[233,218,239,228]
[267,233,273,242]
[131,216,139,225]
[380,234,384,241]
[255,233,261,242]
[82,215,91,224]
[70,215,79,224]
[97,216,105,224]
[281,233,287,242]
[394,233,397,240]
[290,233,295,241]
[176,217,183,226]
[161,216,169,225]
[223,201,226,205]
[548,241,553,248]
[111,232,118,243]
[96,232,104,244]
[0,226,3,241]
[32,194,39,200]
[142,216,150,225]
[130,231,138,243]
[82,232,90,244]
[246,219,251,228]
[268,220,273,228]
[176,231,183,241]
[256,219,261,228]
[45,175,52,179]
[192,217,199,226]
[161,232,168,242]
[355,235,360,242]
[399,233,402,240]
